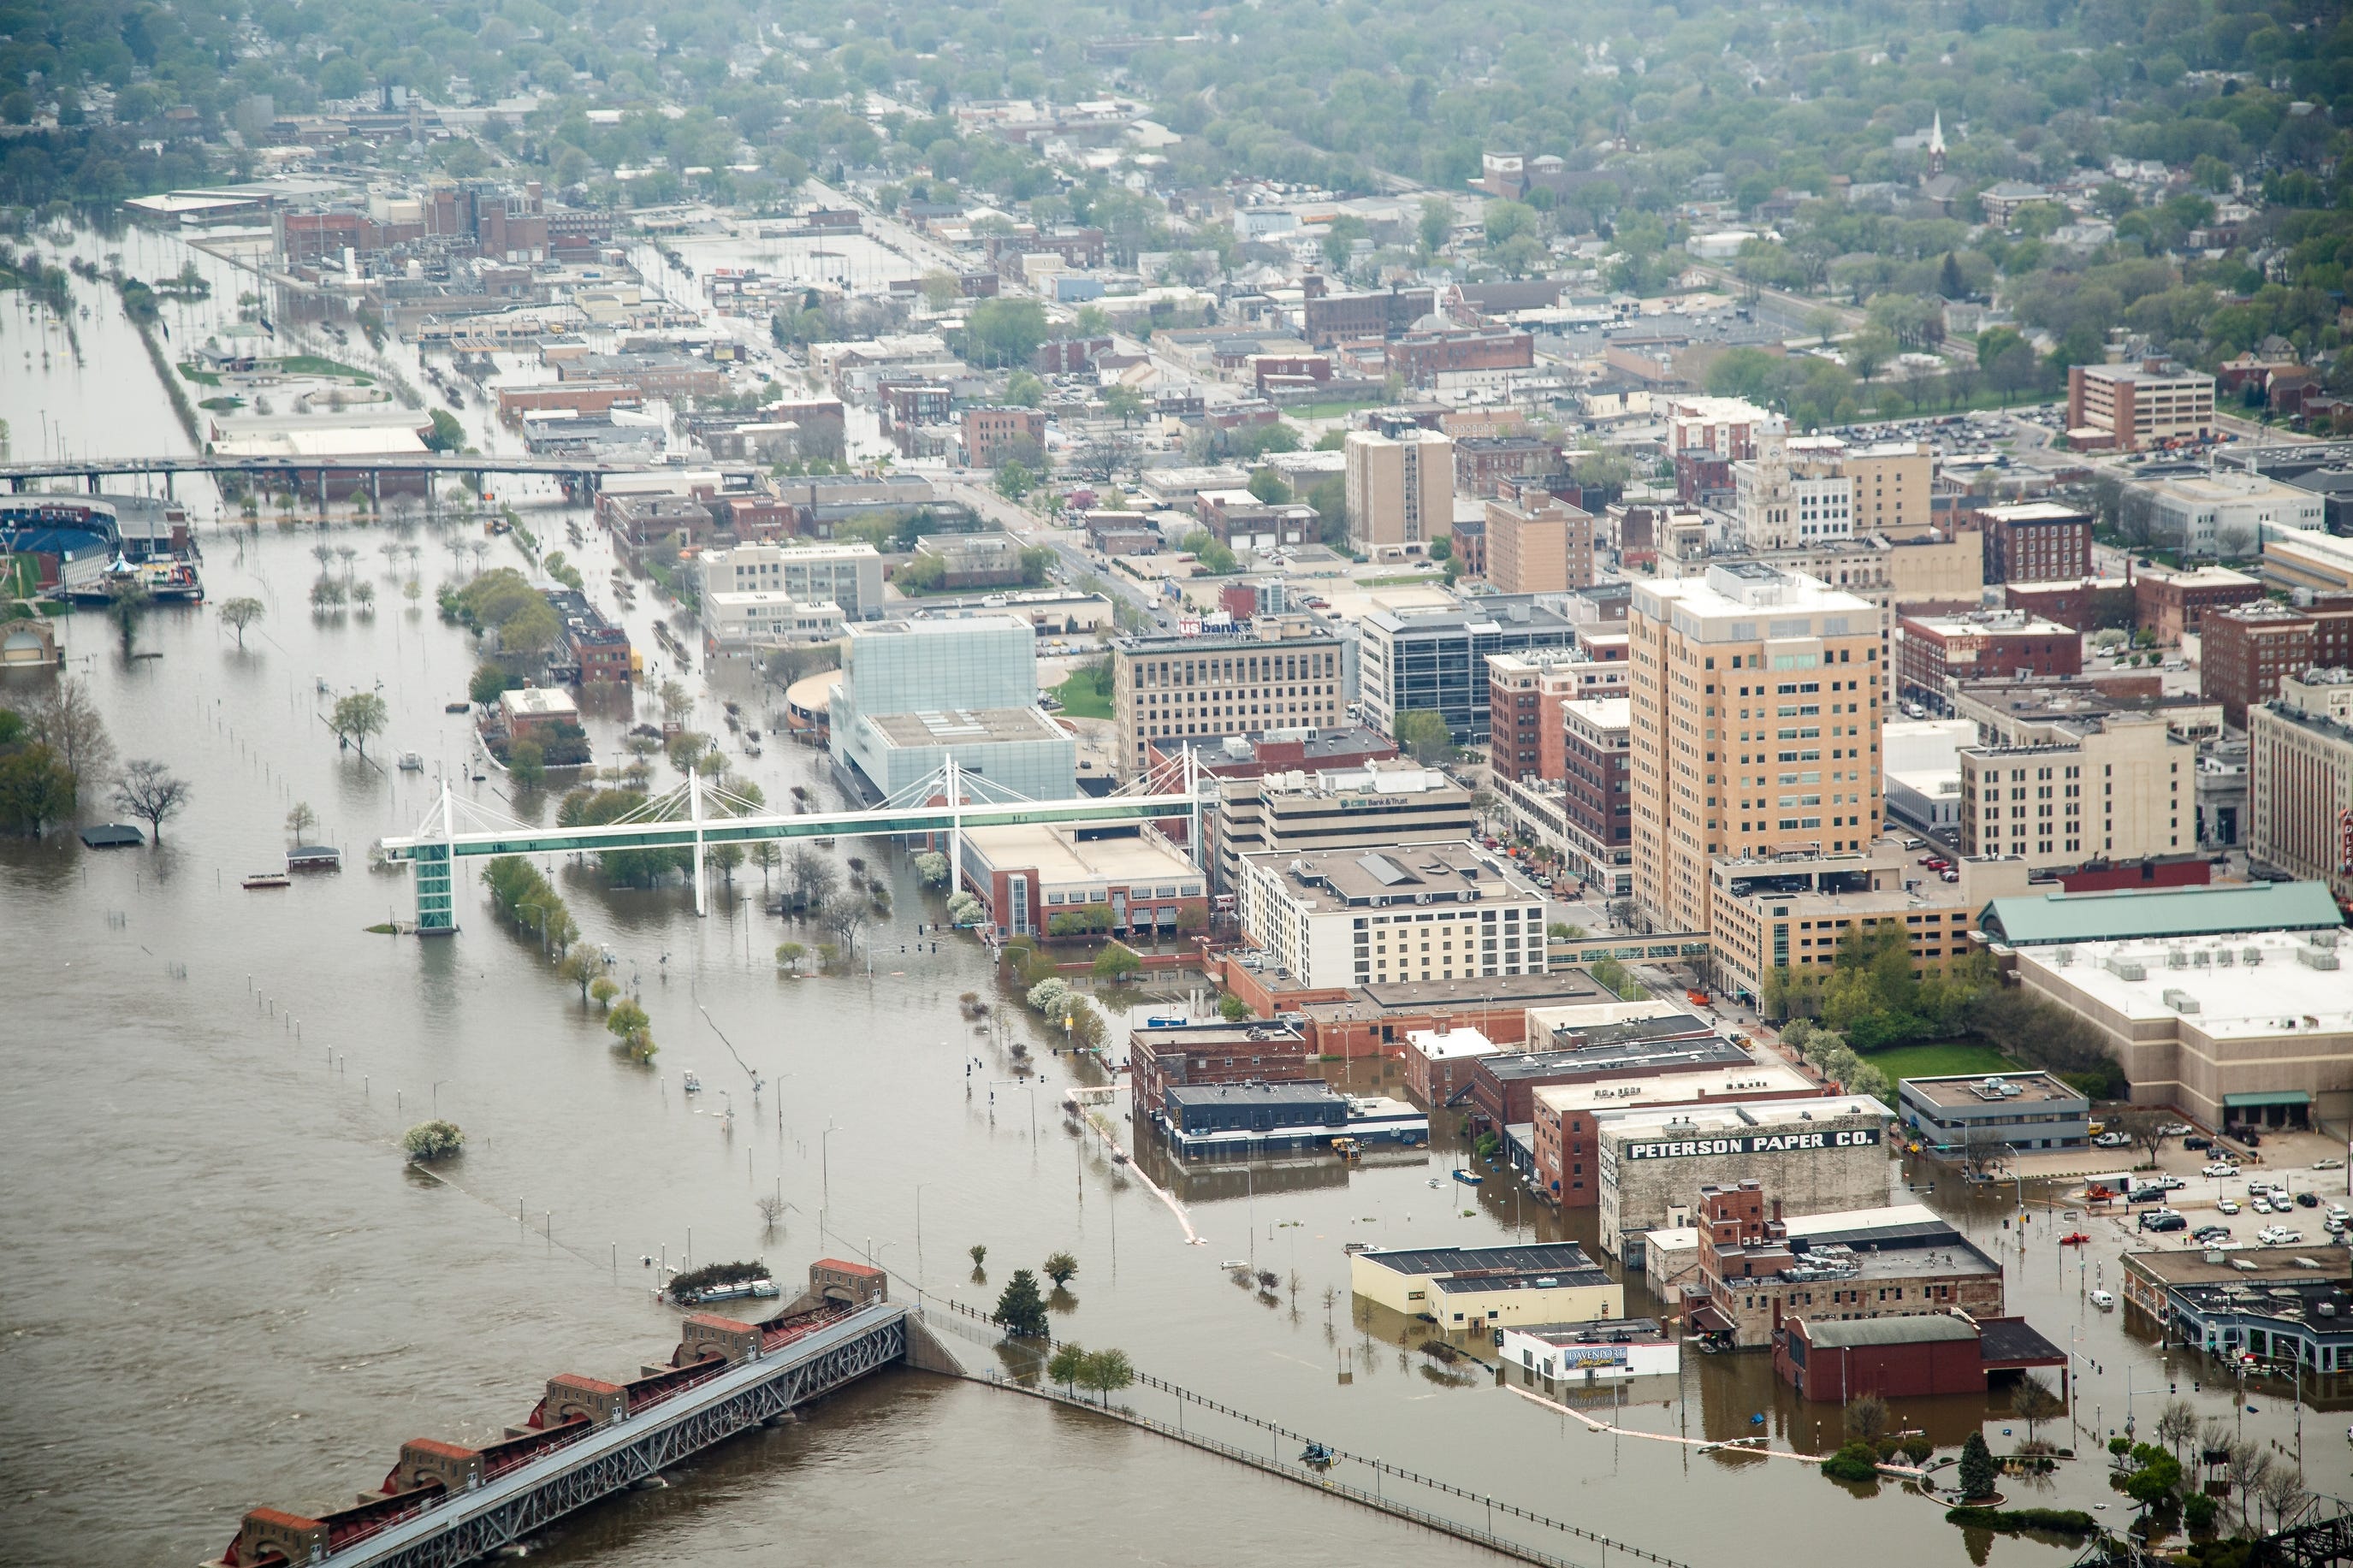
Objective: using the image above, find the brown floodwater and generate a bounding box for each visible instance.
[0,228,2339,1568]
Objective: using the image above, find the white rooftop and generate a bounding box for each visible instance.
[1592,1093,1894,1135]
[1407,1025,1501,1062]
[1532,1059,1816,1115]
[2021,931,2353,1039]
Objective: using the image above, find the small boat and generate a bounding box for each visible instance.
[242,872,292,889]
[681,1070,702,1093]
[685,1276,779,1303]
[1299,1441,1336,1467]
[398,751,424,771]
[1110,1147,1129,1165]
[1452,1168,1483,1186]
[2090,1289,2116,1311]
[445,701,470,713]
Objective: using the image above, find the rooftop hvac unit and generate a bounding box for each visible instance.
[2166,948,2187,968]
[2160,988,2201,1015]
[2052,946,2075,967]
[2312,930,2341,950]
[2243,948,2263,967]
[2296,945,2339,971]
[2104,956,2146,981]
[2192,950,2211,967]
[2217,949,2235,967]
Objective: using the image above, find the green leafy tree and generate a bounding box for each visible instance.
[0,710,76,837]
[1394,708,1455,765]
[993,1268,1050,1338]
[557,949,600,1003]
[1042,1250,1079,1287]
[217,595,264,649]
[423,409,467,452]
[1218,993,1252,1021]
[1076,1347,1134,1406]
[1047,1340,1088,1391]
[605,997,657,1059]
[1092,944,1142,982]
[330,691,388,758]
[469,662,513,706]
[402,1120,464,1162]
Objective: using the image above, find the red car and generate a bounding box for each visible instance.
[2059,1232,2090,1246]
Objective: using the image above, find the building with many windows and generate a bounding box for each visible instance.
[1559,697,1633,896]
[1956,712,2190,870]
[1212,762,1476,894]
[2248,668,2353,893]
[1111,621,1343,778]
[1895,609,2082,707]
[1233,842,1547,991]
[1360,599,1577,744]
[1485,489,1595,595]
[697,541,884,619]
[2065,358,2216,452]
[1896,1072,2091,1158]
[1628,564,1885,935]
[1734,431,1853,550]
[2202,597,2353,727]
[958,822,1205,940]
[1344,428,1455,555]
[1979,501,2094,585]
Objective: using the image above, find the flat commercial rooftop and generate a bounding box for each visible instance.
[1594,1093,1894,1137]
[1532,1060,1816,1115]
[1979,880,2344,945]
[868,707,1064,747]
[1484,1031,1747,1085]
[1326,973,1610,1013]
[2019,932,2353,1038]
[960,823,1200,886]
[2125,1247,2350,1288]
[1901,1072,2086,1109]
[1359,1242,1609,1293]
[1165,1080,1342,1110]
[1241,841,1542,910]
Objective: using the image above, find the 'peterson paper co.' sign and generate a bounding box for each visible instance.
[1620,1128,1880,1161]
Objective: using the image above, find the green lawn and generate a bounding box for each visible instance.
[1286,393,1384,418]
[275,354,375,382]
[176,361,221,386]
[1864,1039,2016,1083]
[1050,670,1113,719]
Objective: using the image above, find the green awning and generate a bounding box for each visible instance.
[2223,1091,2310,1109]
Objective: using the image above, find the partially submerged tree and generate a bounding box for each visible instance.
[402,1120,464,1163]
[113,759,191,842]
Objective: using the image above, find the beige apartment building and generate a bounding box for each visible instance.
[2066,359,2216,452]
[1111,618,1343,778]
[1485,491,1595,595]
[2248,668,2353,894]
[1956,711,2191,869]
[1628,563,1885,935]
[1344,429,1455,554]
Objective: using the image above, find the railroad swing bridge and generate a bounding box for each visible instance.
[208,1261,955,1568]
[377,758,1211,933]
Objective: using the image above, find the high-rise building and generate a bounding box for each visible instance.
[1956,712,2190,869]
[1212,762,1476,892]
[1111,621,1343,778]
[1628,565,1884,934]
[2202,598,2353,727]
[1485,648,1626,783]
[1344,429,1455,554]
[1844,441,1934,536]
[2247,668,2353,894]
[1485,490,1595,595]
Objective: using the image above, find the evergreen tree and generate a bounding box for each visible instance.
[993,1269,1050,1338]
[1958,1430,1998,1500]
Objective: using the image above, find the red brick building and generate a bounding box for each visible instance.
[1454,435,1563,498]
[1129,1021,1313,1115]
[2200,598,2353,725]
[1776,1314,2066,1403]
[961,405,1046,467]
[1979,501,2093,585]
[2134,565,2265,645]
[1387,328,1535,387]
[1896,610,2082,704]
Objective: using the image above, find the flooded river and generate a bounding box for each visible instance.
[0,225,2336,1568]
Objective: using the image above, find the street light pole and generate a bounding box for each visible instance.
[432,1079,449,1118]
[821,1119,841,1234]
[915,1181,931,1287]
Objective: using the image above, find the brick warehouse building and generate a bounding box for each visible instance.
[1129,1021,1313,1115]
[1977,501,2093,585]
[2202,596,2353,727]
[1896,609,2082,706]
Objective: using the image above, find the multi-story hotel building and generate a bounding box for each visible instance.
[1956,711,2191,870]
[1343,429,1455,554]
[1628,564,1884,935]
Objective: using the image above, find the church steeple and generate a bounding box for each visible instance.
[1928,109,1947,175]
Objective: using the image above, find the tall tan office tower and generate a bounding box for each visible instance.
[1629,563,1885,934]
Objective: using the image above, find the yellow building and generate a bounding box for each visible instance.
[1629,564,1886,935]
[1344,428,1455,554]
[1846,441,1935,535]
[1348,1242,1624,1332]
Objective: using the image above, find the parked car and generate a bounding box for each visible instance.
[2158,1122,2193,1138]
[2251,1197,2276,1214]
[2314,1157,2346,1171]
[2158,1175,2188,1190]
[2095,1132,2131,1148]
[2202,1163,2240,1178]
[2140,1210,2188,1232]
[2217,1198,2241,1214]
[2184,1136,2212,1151]
[2130,1186,2168,1204]
[2192,1226,2232,1243]
[2256,1225,2301,1246]
[2295,1191,2320,1208]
